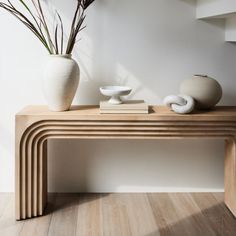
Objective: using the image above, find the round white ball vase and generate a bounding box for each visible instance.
[180,75,222,110]
[100,86,132,105]
[43,54,80,112]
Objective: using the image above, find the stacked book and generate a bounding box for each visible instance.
[100,100,149,114]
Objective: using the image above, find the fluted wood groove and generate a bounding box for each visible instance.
[15,106,236,220]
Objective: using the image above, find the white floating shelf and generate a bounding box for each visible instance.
[194,0,236,42]
[225,16,236,42]
[196,0,236,19]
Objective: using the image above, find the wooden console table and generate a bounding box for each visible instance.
[15,105,236,220]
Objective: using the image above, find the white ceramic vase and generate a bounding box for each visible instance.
[43,54,80,112]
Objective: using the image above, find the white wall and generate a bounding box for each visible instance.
[1,0,236,193]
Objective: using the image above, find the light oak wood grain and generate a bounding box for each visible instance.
[16,106,236,121]
[169,193,216,236]
[48,194,78,236]
[120,194,158,236]
[101,194,132,236]
[225,139,236,216]
[148,193,187,236]
[2,193,236,236]
[76,194,103,236]
[192,192,236,236]
[0,195,24,236]
[15,106,236,219]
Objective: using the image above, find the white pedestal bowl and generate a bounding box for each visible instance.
[100,86,132,104]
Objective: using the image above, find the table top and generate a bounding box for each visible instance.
[16,105,236,122]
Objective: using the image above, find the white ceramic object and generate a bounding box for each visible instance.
[180,75,222,109]
[43,54,80,112]
[100,86,132,104]
[164,94,195,114]
[163,95,186,107]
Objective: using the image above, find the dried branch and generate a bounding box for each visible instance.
[0,0,95,55]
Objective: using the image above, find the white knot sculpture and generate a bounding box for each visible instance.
[163,95,195,114]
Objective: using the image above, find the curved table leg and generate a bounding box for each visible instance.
[42,140,48,215]
[225,138,236,217]
[15,134,48,220]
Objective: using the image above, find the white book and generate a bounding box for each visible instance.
[100,109,149,114]
[100,100,148,111]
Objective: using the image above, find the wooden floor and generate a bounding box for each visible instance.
[0,193,235,236]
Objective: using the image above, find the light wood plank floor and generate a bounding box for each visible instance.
[0,193,235,236]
